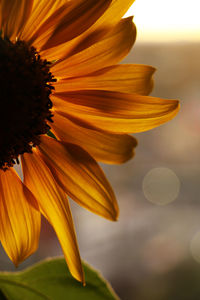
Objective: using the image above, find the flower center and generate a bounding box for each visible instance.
[0,37,56,170]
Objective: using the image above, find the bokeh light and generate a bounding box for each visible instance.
[190,232,200,263]
[142,167,180,205]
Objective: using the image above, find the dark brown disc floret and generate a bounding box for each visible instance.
[0,37,56,170]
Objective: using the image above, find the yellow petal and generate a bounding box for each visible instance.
[20,0,65,42]
[99,0,135,24]
[52,112,137,164]
[39,136,119,221]
[1,0,34,39]
[0,168,41,266]
[41,0,135,61]
[41,0,112,51]
[54,64,155,95]
[27,3,71,50]
[52,17,136,78]
[40,24,110,62]
[53,90,180,133]
[21,150,84,283]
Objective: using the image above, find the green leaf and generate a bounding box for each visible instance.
[0,258,119,300]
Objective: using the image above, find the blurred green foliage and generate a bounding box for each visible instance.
[0,257,118,300]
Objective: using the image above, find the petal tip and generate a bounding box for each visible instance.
[171,99,180,116]
[111,206,119,221]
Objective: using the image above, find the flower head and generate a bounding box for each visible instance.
[0,0,179,283]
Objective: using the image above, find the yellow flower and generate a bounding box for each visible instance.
[0,0,179,283]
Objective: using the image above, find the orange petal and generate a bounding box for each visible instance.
[51,17,136,78]
[27,3,71,50]
[52,90,180,133]
[54,64,155,95]
[38,136,119,221]
[41,0,135,61]
[21,151,84,283]
[20,0,65,42]
[51,112,137,164]
[41,0,112,51]
[1,0,34,39]
[40,24,110,62]
[0,168,41,266]
[94,0,135,26]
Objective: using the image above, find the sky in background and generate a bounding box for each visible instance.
[124,0,200,42]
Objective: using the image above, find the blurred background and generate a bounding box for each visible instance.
[2,1,200,299]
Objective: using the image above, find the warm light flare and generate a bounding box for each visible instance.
[124,0,200,42]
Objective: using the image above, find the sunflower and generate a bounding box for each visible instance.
[0,0,179,283]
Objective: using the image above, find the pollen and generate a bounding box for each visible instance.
[0,37,56,170]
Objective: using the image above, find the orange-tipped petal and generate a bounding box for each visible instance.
[1,0,34,39]
[38,136,119,221]
[52,17,136,78]
[21,151,84,283]
[51,112,137,164]
[0,168,41,266]
[54,64,155,95]
[52,90,180,133]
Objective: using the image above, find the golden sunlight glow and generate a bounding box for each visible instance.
[124,0,200,42]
